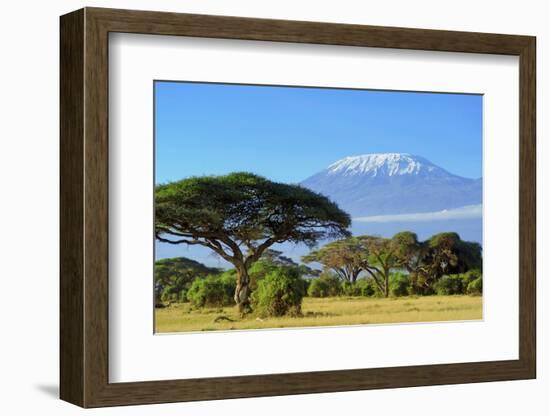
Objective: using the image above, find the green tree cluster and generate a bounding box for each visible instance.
[303,232,482,297]
[154,257,221,306]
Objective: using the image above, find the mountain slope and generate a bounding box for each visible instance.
[301,153,482,217]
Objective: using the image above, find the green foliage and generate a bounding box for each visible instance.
[433,274,465,295]
[303,235,404,297]
[154,256,220,305]
[177,291,188,303]
[247,259,280,293]
[342,278,378,297]
[155,256,220,277]
[252,267,306,317]
[249,254,318,294]
[408,276,435,296]
[426,232,482,278]
[307,274,378,298]
[302,238,369,283]
[307,273,343,298]
[466,274,483,295]
[187,275,236,308]
[397,232,482,294]
[155,172,351,252]
[390,272,410,297]
[159,285,178,303]
[433,270,483,296]
[392,231,422,253]
[461,269,482,286]
[219,271,238,301]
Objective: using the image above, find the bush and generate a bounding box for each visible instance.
[218,270,238,300]
[252,267,305,317]
[460,269,481,287]
[249,261,313,293]
[177,290,188,303]
[307,273,342,297]
[160,285,182,303]
[342,278,377,297]
[467,275,483,295]
[409,273,435,296]
[433,274,464,295]
[301,278,311,295]
[248,260,277,291]
[432,270,482,296]
[187,275,235,307]
[390,272,410,297]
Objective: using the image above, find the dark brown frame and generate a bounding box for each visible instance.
[60,7,536,408]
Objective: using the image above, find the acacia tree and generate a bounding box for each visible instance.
[304,231,482,297]
[357,236,401,297]
[155,172,350,313]
[302,238,369,284]
[425,232,482,279]
[303,235,400,297]
[392,231,431,294]
[393,232,482,293]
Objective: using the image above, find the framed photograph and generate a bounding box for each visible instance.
[60,7,536,408]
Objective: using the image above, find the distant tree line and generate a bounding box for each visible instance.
[302,231,482,297]
[155,231,482,318]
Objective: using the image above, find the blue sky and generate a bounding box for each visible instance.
[155,81,482,184]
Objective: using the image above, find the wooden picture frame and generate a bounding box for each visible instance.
[60,7,536,408]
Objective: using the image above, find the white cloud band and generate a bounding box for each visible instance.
[353,204,482,223]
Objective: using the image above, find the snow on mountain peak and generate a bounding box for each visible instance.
[327,153,438,177]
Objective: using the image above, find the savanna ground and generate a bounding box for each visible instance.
[155,295,482,333]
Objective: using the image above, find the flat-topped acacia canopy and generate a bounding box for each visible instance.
[155,172,351,312]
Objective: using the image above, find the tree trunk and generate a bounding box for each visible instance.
[234,266,252,315]
[384,268,390,297]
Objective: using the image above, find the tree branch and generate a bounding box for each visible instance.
[156,233,236,264]
[364,267,384,292]
[244,237,278,268]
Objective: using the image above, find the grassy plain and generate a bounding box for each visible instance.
[155,295,482,333]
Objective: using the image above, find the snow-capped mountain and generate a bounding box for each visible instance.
[327,153,442,177]
[301,153,482,217]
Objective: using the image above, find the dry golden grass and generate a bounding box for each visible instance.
[155,295,482,333]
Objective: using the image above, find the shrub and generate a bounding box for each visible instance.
[301,278,311,295]
[177,290,188,303]
[467,275,483,295]
[248,260,277,291]
[252,267,305,317]
[307,273,342,297]
[248,260,279,278]
[461,269,481,287]
[434,274,464,295]
[160,285,181,303]
[342,281,359,296]
[187,275,235,307]
[218,270,238,300]
[249,261,313,293]
[433,270,482,296]
[409,273,435,296]
[390,272,410,297]
[342,278,377,297]
[358,279,378,297]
